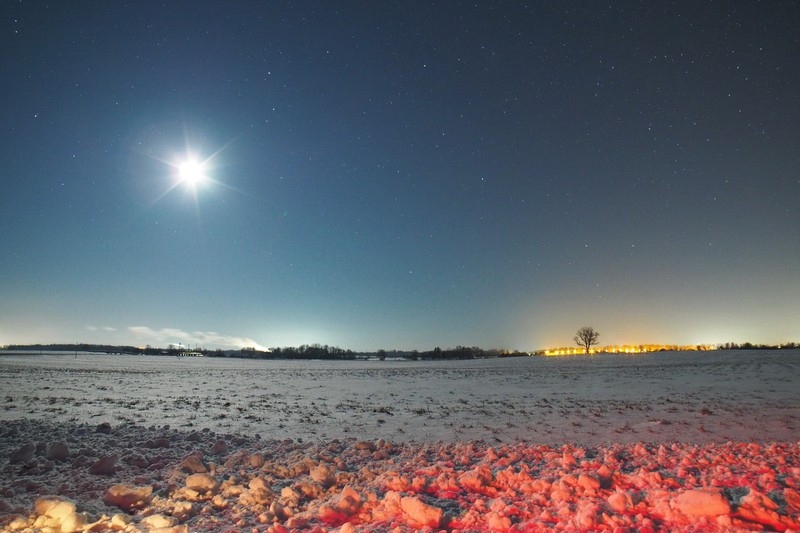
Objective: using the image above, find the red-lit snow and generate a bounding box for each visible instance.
[1,421,799,531]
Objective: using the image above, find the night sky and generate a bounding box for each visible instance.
[2,2,798,351]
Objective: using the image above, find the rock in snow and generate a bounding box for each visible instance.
[45,442,70,461]
[185,473,218,494]
[88,453,118,475]
[608,490,634,513]
[210,439,228,455]
[103,484,153,510]
[178,454,207,473]
[309,462,336,487]
[673,488,730,517]
[400,495,443,528]
[32,497,87,533]
[9,443,35,464]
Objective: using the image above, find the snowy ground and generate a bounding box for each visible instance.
[1,350,799,445]
[1,350,799,531]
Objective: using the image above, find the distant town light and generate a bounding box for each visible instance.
[542,344,715,356]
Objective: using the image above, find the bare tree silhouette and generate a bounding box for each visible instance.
[574,327,600,354]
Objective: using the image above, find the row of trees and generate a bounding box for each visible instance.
[175,344,529,360]
[1,343,528,360]
[249,344,357,360]
[3,343,150,355]
[719,342,800,350]
[249,345,526,360]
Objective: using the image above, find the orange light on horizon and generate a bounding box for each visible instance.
[540,343,716,356]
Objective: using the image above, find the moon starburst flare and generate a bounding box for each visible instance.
[178,159,207,187]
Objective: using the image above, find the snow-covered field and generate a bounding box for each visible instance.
[1,350,798,444]
[1,350,799,531]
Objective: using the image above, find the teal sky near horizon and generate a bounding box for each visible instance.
[1,2,798,352]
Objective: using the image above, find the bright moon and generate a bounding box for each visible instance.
[178,160,206,186]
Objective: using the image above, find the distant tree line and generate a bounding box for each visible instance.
[1,342,529,360]
[250,344,357,360]
[3,343,152,355]
[3,343,210,356]
[415,346,528,360]
[417,346,484,360]
[249,345,527,360]
[719,342,799,350]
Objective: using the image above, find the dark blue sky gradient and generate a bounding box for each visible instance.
[1,2,798,351]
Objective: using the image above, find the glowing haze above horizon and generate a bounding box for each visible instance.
[1,3,798,352]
